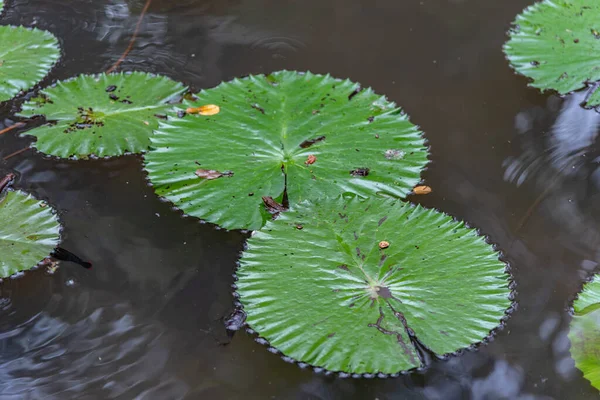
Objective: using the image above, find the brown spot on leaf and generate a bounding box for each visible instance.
[299,135,326,148]
[376,286,392,299]
[327,333,336,338]
[105,85,117,92]
[378,216,388,226]
[338,264,350,271]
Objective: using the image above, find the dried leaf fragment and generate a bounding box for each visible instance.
[413,185,432,195]
[305,155,317,165]
[379,241,390,249]
[195,169,233,180]
[262,196,287,215]
[186,104,220,116]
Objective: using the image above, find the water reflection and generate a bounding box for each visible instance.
[504,90,600,253]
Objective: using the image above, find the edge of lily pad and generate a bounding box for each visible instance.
[0,25,62,105]
[16,71,189,161]
[502,2,600,109]
[0,187,63,281]
[227,198,516,377]
[142,69,432,232]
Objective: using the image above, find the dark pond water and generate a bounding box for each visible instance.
[1,0,599,398]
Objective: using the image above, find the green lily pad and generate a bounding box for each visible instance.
[569,277,600,391]
[144,71,428,231]
[236,196,512,374]
[18,72,187,158]
[0,26,60,103]
[0,190,60,278]
[504,0,600,106]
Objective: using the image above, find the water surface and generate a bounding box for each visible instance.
[1,0,598,398]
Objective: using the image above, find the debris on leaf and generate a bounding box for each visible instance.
[350,168,369,177]
[385,149,406,160]
[186,104,220,116]
[379,241,390,249]
[195,169,234,180]
[413,185,432,195]
[305,155,317,166]
[262,196,287,215]
[299,135,326,149]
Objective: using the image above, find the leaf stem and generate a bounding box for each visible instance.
[106,0,153,74]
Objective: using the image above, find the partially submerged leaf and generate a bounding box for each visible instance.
[18,72,187,158]
[504,0,600,106]
[236,197,512,374]
[0,26,60,103]
[569,278,600,391]
[0,190,61,278]
[144,71,428,230]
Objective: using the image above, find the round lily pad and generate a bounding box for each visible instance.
[236,196,512,374]
[504,0,600,106]
[0,190,60,278]
[18,72,187,158]
[569,277,600,391]
[0,26,60,103]
[144,71,428,231]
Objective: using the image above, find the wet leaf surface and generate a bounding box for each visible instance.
[0,190,61,278]
[0,26,60,103]
[504,0,600,106]
[236,197,512,374]
[18,72,186,158]
[144,71,428,230]
[569,278,600,391]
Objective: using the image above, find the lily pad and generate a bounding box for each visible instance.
[236,196,512,374]
[144,71,428,231]
[0,190,60,278]
[569,277,600,391]
[18,72,187,158]
[0,26,60,103]
[504,0,600,106]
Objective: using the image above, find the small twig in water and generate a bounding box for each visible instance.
[0,122,25,136]
[106,0,153,74]
[3,147,29,160]
[0,173,15,193]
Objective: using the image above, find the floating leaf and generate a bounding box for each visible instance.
[144,71,428,230]
[504,0,600,106]
[569,277,600,391]
[0,190,61,278]
[236,197,511,374]
[18,72,186,158]
[0,1,4,14]
[0,26,60,103]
